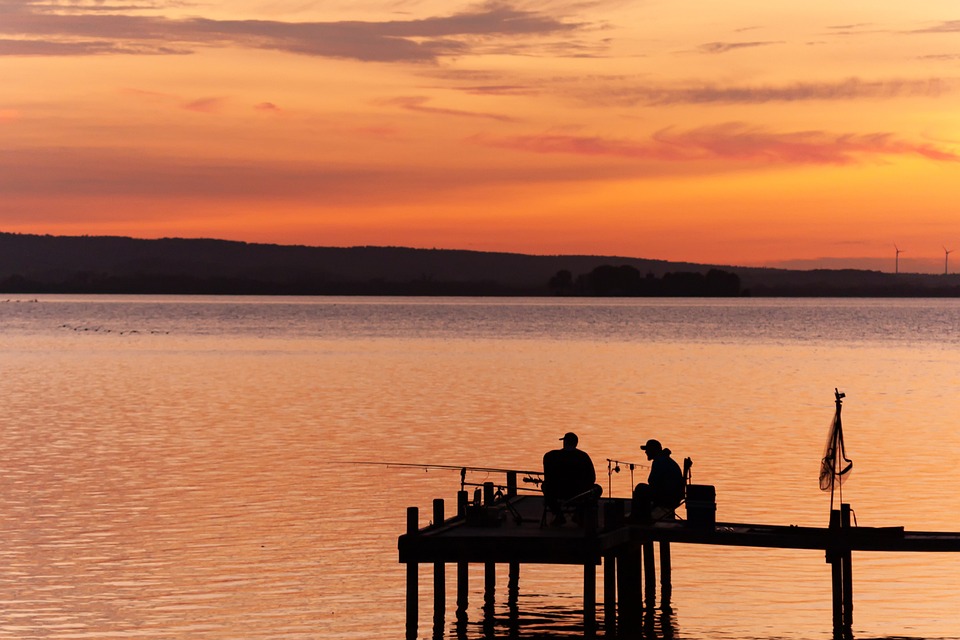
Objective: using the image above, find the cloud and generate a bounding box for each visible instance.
[455,84,537,96]
[474,122,960,165]
[587,77,953,106]
[654,123,959,164]
[0,1,178,13]
[919,53,960,61]
[254,102,281,113]
[0,37,188,55]
[697,41,780,54]
[0,1,587,62]
[182,97,225,113]
[914,20,960,34]
[378,95,519,122]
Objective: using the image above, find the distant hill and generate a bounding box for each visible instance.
[1,232,959,296]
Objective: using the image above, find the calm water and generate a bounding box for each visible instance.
[2,295,960,639]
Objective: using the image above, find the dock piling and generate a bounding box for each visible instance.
[432,499,446,631]
[828,504,854,639]
[617,548,642,631]
[456,491,469,622]
[841,504,854,634]
[406,506,419,640]
[483,482,496,617]
[660,541,672,605]
[602,501,621,635]
[584,560,597,636]
[642,540,656,607]
[603,555,616,635]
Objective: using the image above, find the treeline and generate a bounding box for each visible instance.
[550,265,744,296]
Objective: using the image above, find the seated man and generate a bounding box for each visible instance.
[631,438,685,523]
[542,432,600,525]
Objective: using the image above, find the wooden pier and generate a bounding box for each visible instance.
[398,481,960,639]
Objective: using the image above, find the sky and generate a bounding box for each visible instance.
[2,0,960,272]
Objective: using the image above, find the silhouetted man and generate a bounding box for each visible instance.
[542,432,598,525]
[631,438,685,523]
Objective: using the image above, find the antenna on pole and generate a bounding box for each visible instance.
[945,247,953,275]
[894,244,903,274]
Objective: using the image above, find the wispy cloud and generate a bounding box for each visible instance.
[919,53,960,61]
[697,40,780,54]
[182,97,225,113]
[378,95,519,122]
[586,76,952,106]
[0,37,188,55]
[455,84,537,96]
[914,20,960,34]
[474,122,960,165]
[0,1,587,62]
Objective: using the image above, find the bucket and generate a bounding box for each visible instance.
[685,484,716,528]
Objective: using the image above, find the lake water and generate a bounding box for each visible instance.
[2,295,960,639]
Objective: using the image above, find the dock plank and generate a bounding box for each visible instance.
[399,495,960,565]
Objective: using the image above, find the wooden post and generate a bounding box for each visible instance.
[406,506,419,640]
[483,481,496,616]
[617,548,642,632]
[828,508,843,637]
[660,541,672,605]
[506,471,518,498]
[584,559,597,636]
[456,490,469,622]
[603,555,616,636]
[841,504,854,635]
[642,540,656,607]
[433,499,445,633]
[602,501,620,635]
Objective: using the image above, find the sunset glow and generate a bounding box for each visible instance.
[3,0,960,271]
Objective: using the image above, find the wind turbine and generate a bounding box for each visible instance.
[945,247,954,275]
[894,244,903,274]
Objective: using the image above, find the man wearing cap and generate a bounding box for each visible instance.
[632,438,685,523]
[542,432,598,525]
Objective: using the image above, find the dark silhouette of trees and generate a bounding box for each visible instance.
[577,265,643,296]
[558,265,743,296]
[549,269,574,294]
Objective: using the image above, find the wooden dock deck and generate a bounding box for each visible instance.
[399,487,960,639]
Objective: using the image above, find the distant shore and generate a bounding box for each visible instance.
[2,232,959,297]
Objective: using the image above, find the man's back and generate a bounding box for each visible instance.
[648,450,685,508]
[543,447,596,499]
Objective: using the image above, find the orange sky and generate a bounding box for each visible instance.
[3,0,960,272]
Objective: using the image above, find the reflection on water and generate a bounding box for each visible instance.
[447,592,681,640]
[3,296,960,639]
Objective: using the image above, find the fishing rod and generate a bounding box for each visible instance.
[341,460,544,492]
